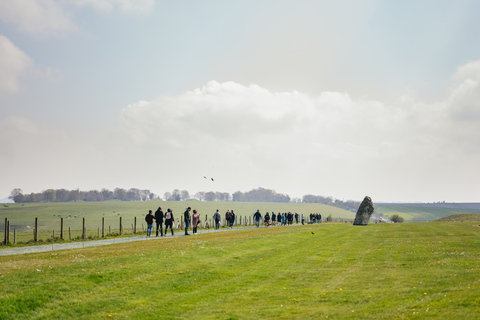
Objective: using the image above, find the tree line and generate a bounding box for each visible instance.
[8,187,360,211]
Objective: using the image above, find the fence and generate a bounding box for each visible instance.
[2,214,332,245]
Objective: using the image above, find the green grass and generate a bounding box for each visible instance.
[375,203,480,222]
[1,200,353,245]
[433,213,480,222]
[1,222,480,319]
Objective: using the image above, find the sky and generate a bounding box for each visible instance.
[1,0,480,203]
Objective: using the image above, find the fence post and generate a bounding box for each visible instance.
[82,218,86,240]
[14,228,16,244]
[60,218,64,240]
[120,217,123,235]
[69,227,71,240]
[134,217,137,234]
[35,217,38,242]
[98,227,100,238]
[181,217,184,229]
[4,218,7,244]
[102,218,105,238]
[6,219,10,243]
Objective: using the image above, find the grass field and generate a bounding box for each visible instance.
[1,222,479,319]
[1,200,353,244]
[375,203,480,222]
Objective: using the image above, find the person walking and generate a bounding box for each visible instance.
[184,207,192,235]
[264,212,270,227]
[213,209,221,230]
[253,210,262,228]
[277,212,281,226]
[295,212,299,224]
[272,212,276,224]
[164,208,174,236]
[225,210,232,229]
[301,213,305,225]
[155,207,164,237]
[281,213,286,226]
[230,210,236,228]
[192,209,201,235]
[145,210,155,237]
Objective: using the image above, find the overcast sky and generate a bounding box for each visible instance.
[1,0,480,203]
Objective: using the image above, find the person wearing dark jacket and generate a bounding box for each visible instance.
[164,208,174,236]
[145,210,155,237]
[253,210,262,228]
[184,207,191,235]
[155,207,164,237]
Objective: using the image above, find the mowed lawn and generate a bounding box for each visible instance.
[1,222,479,319]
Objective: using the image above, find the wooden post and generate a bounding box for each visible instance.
[6,219,10,243]
[120,217,123,235]
[102,218,105,238]
[69,227,71,240]
[97,227,100,238]
[249,216,251,226]
[82,218,86,240]
[60,218,64,240]
[53,230,55,238]
[4,218,7,244]
[14,228,16,244]
[35,217,38,242]
[109,225,111,234]
[134,217,137,234]
[181,216,184,229]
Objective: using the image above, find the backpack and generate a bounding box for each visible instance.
[226,212,232,219]
[165,211,171,219]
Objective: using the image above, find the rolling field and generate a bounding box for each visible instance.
[375,203,480,222]
[1,222,479,319]
[1,200,353,244]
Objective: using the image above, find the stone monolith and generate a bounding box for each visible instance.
[353,196,374,226]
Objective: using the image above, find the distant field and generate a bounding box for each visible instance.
[433,213,480,223]
[1,200,354,243]
[1,222,480,319]
[374,203,480,222]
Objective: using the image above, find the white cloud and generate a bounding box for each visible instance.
[118,71,480,201]
[0,0,77,37]
[0,35,33,93]
[2,61,480,202]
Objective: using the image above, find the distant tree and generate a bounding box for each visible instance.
[114,188,127,201]
[55,189,69,202]
[194,192,205,201]
[9,188,24,203]
[390,214,404,223]
[172,189,181,201]
[180,190,190,201]
[205,191,216,201]
[43,189,56,202]
[101,188,113,201]
[164,192,172,201]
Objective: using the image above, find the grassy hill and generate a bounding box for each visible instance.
[433,213,480,222]
[374,203,480,222]
[1,222,480,319]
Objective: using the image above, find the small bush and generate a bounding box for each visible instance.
[390,214,404,223]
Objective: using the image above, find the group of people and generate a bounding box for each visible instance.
[144,206,202,237]
[254,210,311,227]
[145,207,323,237]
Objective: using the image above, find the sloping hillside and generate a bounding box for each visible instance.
[433,213,480,222]
[374,203,480,222]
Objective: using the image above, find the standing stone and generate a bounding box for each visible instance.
[353,196,374,226]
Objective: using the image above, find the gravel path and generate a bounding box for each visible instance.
[0,226,263,256]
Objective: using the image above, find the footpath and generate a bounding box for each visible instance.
[0,226,260,256]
